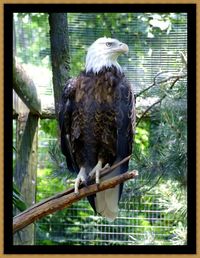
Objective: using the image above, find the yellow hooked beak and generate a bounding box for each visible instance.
[119,43,129,54]
[113,42,129,56]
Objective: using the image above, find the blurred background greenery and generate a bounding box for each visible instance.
[13,12,187,245]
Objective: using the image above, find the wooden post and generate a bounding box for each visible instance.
[13,19,39,245]
[13,96,38,245]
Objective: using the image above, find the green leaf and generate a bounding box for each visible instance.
[13,183,27,212]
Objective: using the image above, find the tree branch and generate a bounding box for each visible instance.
[136,73,186,127]
[13,61,56,119]
[13,60,42,115]
[136,95,165,127]
[136,71,186,98]
[13,155,131,218]
[13,169,138,234]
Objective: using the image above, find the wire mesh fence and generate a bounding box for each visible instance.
[14,12,187,96]
[13,12,187,245]
[35,134,186,246]
[35,195,176,245]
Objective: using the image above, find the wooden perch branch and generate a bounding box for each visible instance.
[13,169,138,234]
[13,156,131,222]
[14,155,131,217]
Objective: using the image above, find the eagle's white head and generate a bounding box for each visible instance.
[85,37,129,74]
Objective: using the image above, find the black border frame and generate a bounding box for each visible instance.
[4,3,196,254]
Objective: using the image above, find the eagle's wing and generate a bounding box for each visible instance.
[117,79,136,200]
[58,78,79,174]
[93,78,136,221]
[117,79,135,167]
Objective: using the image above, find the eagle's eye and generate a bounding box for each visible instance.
[106,42,113,47]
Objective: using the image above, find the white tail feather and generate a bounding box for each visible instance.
[95,185,119,221]
[95,168,120,221]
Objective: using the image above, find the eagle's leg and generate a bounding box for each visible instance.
[88,160,110,184]
[74,167,87,194]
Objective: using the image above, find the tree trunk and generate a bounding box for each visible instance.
[49,13,70,118]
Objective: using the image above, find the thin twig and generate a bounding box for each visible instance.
[136,96,164,127]
[136,75,185,127]
[179,51,187,67]
[135,82,155,98]
[136,71,186,98]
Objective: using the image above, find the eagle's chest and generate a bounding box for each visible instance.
[75,73,120,108]
[72,73,121,141]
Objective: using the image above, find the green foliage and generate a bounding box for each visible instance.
[39,119,58,138]
[131,71,187,189]
[14,13,50,67]
[137,13,174,38]
[127,179,187,245]
[13,182,27,213]
[36,121,94,245]
[155,181,187,223]
[37,168,65,201]
[68,12,186,79]
[169,222,187,245]
[134,120,150,156]
[14,12,187,245]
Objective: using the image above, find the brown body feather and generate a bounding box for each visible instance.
[59,66,135,217]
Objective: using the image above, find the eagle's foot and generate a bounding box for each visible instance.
[88,161,110,185]
[74,167,87,194]
[103,163,110,170]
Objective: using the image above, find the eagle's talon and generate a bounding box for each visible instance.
[88,161,110,185]
[74,167,87,194]
[103,163,110,169]
[89,160,102,178]
[96,169,100,185]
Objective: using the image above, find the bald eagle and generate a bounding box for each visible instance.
[59,37,135,221]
